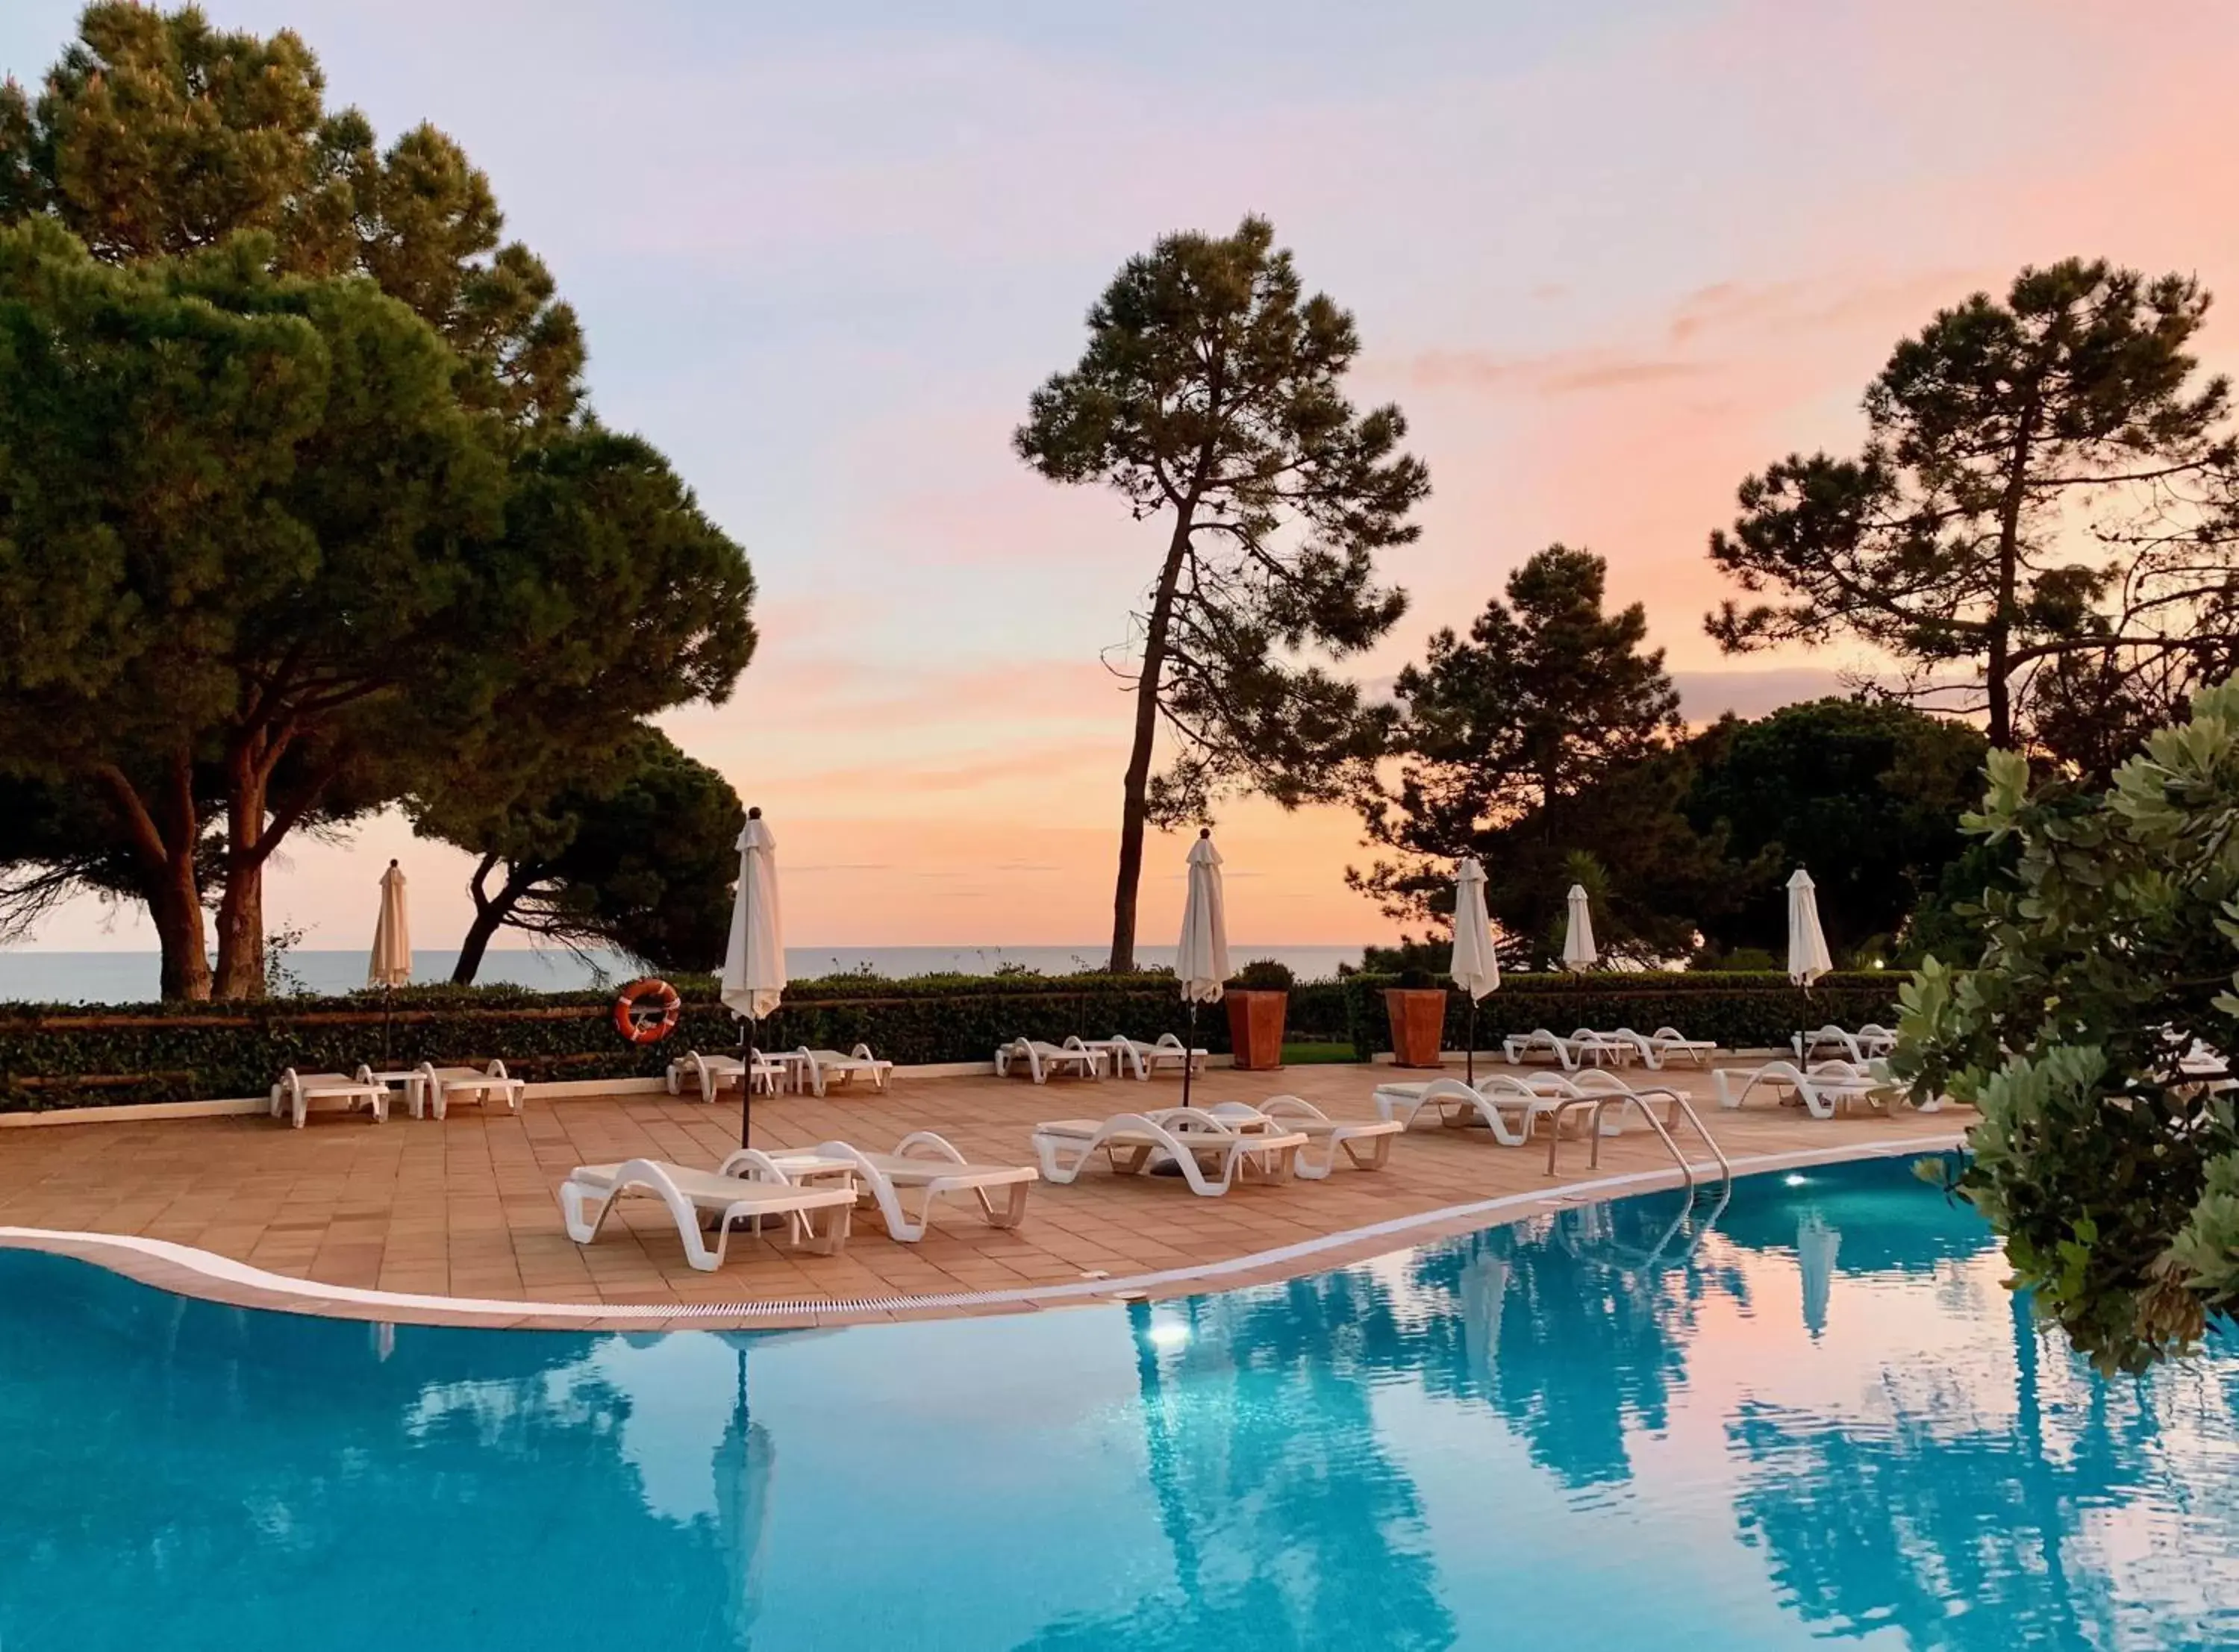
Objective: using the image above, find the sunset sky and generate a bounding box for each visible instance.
[8,0,2239,954]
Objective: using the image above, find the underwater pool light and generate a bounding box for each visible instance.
[1784,1174,1810,1187]
[1146,1321,1191,1349]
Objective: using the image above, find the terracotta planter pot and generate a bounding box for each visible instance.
[1384,989,1449,1068]
[1225,989,1289,1071]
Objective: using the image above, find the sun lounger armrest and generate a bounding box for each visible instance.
[893,1130,969,1165]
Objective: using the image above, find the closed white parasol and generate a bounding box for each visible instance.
[1451,857,1499,1079]
[1561,883,1597,971]
[1174,829,1229,1107]
[368,860,411,989]
[720,808,786,1145]
[1787,867,1833,986]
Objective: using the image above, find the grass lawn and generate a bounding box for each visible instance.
[1278,1042,1362,1066]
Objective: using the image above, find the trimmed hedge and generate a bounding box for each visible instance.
[0,969,1906,1112]
[1339,971,1904,1060]
[0,973,1240,1113]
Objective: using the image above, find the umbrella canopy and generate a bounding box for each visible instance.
[1175,829,1230,1004]
[1561,883,1597,971]
[1449,857,1499,1002]
[1787,867,1833,986]
[367,860,411,988]
[720,810,786,1021]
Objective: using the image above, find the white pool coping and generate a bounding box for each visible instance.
[0,1132,1967,1330]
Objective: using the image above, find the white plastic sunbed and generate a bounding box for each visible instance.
[1202,1098,1403,1178]
[666,1049,787,1102]
[786,1132,1037,1241]
[1374,1076,1569,1146]
[1792,1024,1898,1063]
[1093,1032,1208,1080]
[410,1060,525,1119]
[270,1067,389,1128]
[1603,1027,1718,1069]
[1715,1060,1889,1119]
[1502,1028,1629,1070]
[793,1045,894,1097]
[558,1149,860,1270]
[1031,1108,1307,1196]
[996,1036,1107,1082]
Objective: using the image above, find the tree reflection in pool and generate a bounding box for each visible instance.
[3,1153,2235,1651]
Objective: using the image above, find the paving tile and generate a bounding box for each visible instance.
[0,1063,1968,1327]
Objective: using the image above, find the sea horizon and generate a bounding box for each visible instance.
[0,944,1375,1005]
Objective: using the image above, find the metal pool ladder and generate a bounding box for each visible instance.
[1543,1089,1732,1190]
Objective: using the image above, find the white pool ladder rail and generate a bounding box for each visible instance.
[1543,1089,1732,1190]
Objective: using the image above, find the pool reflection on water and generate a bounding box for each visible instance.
[4,1154,2237,1651]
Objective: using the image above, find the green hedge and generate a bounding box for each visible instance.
[0,972,1236,1113]
[0,969,1908,1112]
[1339,971,1905,1060]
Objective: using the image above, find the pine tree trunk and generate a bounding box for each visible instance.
[211,758,268,1000]
[149,851,210,1003]
[1110,514,1196,972]
[210,860,266,999]
[95,759,211,1001]
[452,856,528,985]
[1987,397,2041,751]
[452,904,503,986]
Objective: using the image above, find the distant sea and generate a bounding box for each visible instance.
[0,944,1369,1005]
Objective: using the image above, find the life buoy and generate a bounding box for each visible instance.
[614,977,682,1045]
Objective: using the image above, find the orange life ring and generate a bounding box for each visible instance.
[614,977,682,1045]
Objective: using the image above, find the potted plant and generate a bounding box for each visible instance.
[1384,966,1449,1068]
[1224,959,1293,1071]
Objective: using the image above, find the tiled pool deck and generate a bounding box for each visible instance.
[0,1061,1967,1330]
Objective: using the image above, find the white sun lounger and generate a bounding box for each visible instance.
[1716,1059,1888,1119]
[559,1150,861,1270]
[1093,1032,1208,1080]
[1603,1027,1718,1069]
[793,1044,894,1097]
[270,1066,389,1129]
[1502,1028,1581,1069]
[1374,1076,1569,1146]
[996,1036,1107,1083]
[410,1060,525,1120]
[1792,1024,1898,1063]
[666,1049,787,1102]
[1502,1028,1628,1069]
[1031,1108,1308,1196]
[1202,1098,1403,1178]
[786,1132,1037,1241]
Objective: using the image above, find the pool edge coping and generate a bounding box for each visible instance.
[0,1132,1967,1332]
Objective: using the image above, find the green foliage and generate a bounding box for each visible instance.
[1893,678,2239,1371]
[0,970,1880,1111]
[0,2,584,425]
[1708,257,2237,752]
[417,728,746,980]
[0,5,737,1002]
[0,972,1263,1110]
[1685,698,1988,960]
[1228,958,1296,992]
[1692,946,1779,973]
[1014,214,1426,966]
[1342,972,1900,1062]
[1355,935,1452,975]
[0,225,756,998]
[1350,546,1726,964]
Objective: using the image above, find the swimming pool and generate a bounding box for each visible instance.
[4,1154,2236,1651]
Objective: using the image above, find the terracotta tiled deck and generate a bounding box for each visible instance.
[0,1062,1967,1330]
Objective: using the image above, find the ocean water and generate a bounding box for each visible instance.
[0,945,1367,1004]
[4,1154,2237,1650]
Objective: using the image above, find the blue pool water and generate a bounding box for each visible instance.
[4,1156,2238,1651]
